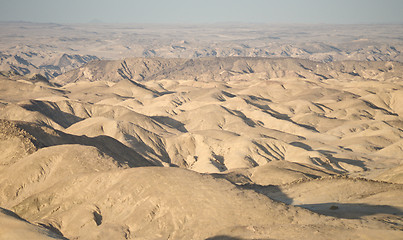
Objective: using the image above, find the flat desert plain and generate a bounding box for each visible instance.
[0,23,402,240]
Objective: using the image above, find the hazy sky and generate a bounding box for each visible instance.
[0,0,402,24]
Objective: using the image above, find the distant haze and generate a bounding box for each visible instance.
[0,0,402,24]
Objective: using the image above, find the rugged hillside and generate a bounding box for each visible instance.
[2,58,403,175]
[1,23,402,80]
[9,167,402,240]
[0,57,402,239]
[52,57,403,84]
[0,51,98,79]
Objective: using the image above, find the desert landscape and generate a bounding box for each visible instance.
[0,22,403,239]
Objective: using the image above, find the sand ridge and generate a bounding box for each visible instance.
[0,57,402,239]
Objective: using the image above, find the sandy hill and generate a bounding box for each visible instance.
[0,207,66,239]
[0,119,157,170]
[0,57,402,239]
[258,176,403,222]
[9,167,403,240]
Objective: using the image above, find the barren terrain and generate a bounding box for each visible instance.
[0,23,402,240]
[1,23,402,78]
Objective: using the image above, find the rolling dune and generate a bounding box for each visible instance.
[0,57,402,239]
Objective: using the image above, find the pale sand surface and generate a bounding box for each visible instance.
[0,55,402,239]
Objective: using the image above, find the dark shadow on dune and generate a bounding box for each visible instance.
[210,170,253,185]
[247,95,272,103]
[0,207,68,239]
[151,115,187,133]
[252,141,282,161]
[221,106,257,127]
[21,100,84,128]
[289,141,313,151]
[16,122,160,167]
[231,109,257,127]
[292,162,338,176]
[222,91,236,98]
[127,79,162,96]
[244,99,319,132]
[37,222,66,238]
[283,145,366,173]
[297,202,403,219]
[211,153,228,172]
[123,132,171,163]
[294,122,318,132]
[244,99,289,120]
[0,207,24,220]
[159,90,176,95]
[362,100,398,116]
[79,135,163,167]
[209,171,294,204]
[237,184,403,221]
[318,150,368,171]
[239,184,294,205]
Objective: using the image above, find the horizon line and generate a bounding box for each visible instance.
[1,20,403,26]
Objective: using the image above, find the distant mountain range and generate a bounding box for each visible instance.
[0,22,401,79]
[0,51,98,78]
[52,57,403,85]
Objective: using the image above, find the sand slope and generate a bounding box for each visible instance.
[10,167,403,240]
[0,57,402,239]
[0,207,66,240]
[258,177,403,226]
